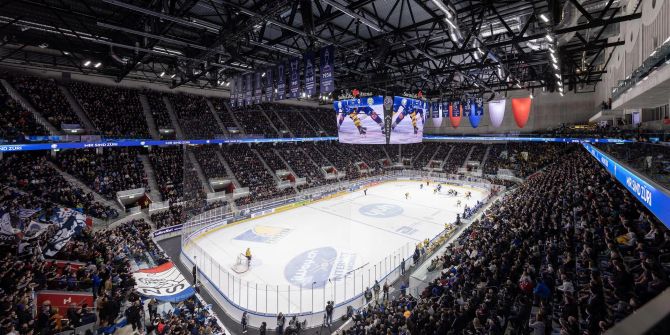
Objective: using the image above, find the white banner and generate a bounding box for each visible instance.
[488,99,506,128]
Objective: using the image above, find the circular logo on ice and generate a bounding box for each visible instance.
[284,247,337,288]
[359,203,404,218]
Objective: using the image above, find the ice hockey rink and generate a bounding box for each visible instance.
[185,180,487,314]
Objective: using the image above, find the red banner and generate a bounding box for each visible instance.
[36,290,94,312]
[449,101,462,128]
[512,98,532,128]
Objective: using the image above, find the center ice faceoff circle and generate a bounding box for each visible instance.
[359,203,404,218]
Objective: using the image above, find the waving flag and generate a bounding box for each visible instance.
[512,97,532,128]
[488,99,506,128]
[450,100,462,128]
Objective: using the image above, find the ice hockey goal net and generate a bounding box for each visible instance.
[231,253,250,273]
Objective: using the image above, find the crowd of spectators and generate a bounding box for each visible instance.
[409,142,441,169]
[0,153,119,219]
[169,94,223,139]
[144,91,174,130]
[192,146,230,180]
[276,144,330,188]
[210,98,241,133]
[268,106,319,137]
[301,107,337,136]
[69,82,150,138]
[0,86,46,141]
[230,106,279,137]
[10,76,80,127]
[442,144,471,174]
[315,142,362,180]
[262,108,291,137]
[51,148,148,200]
[344,149,669,335]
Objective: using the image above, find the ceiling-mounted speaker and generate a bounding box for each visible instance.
[300,0,315,36]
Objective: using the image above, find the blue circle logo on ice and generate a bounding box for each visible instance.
[284,247,338,288]
[359,203,404,218]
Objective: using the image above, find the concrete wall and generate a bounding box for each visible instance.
[425,90,596,134]
[597,0,670,108]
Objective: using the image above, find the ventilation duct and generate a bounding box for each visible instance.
[557,0,620,45]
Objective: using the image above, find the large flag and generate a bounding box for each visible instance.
[133,262,195,302]
[320,45,335,94]
[442,101,449,118]
[276,62,286,100]
[229,77,236,108]
[289,57,300,98]
[236,76,244,107]
[450,100,462,128]
[469,98,483,128]
[42,208,90,257]
[304,51,316,96]
[512,97,532,128]
[254,71,263,104]
[488,99,506,128]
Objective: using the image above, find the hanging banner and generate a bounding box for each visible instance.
[320,45,335,94]
[289,57,300,98]
[276,62,286,100]
[42,208,91,257]
[469,98,483,128]
[450,100,462,128]
[304,51,316,96]
[244,73,253,106]
[265,67,274,103]
[236,76,244,107]
[133,262,196,302]
[512,97,532,128]
[229,77,236,108]
[254,71,262,104]
[488,99,506,128]
[442,101,449,118]
[431,102,439,118]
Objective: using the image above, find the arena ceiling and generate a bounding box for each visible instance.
[0,0,642,98]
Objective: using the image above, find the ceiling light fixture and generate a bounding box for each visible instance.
[539,14,549,23]
[545,34,553,42]
[160,71,165,77]
[83,60,91,66]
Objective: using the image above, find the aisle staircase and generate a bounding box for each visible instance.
[0,79,61,135]
[57,84,96,132]
[462,146,476,168]
[205,99,229,136]
[439,145,455,169]
[222,100,246,134]
[162,96,185,139]
[138,154,162,201]
[138,94,160,140]
[214,150,241,189]
[259,110,282,137]
[186,151,213,193]
[251,148,281,182]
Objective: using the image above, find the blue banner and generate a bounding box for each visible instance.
[276,62,286,100]
[442,101,449,118]
[236,75,244,107]
[244,73,252,106]
[469,98,483,128]
[289,57,300,98]
[320,45,335,94]
[230,77,236,108]
[265,68,273,103]
[304,51,316,97]
[254,71,262,104]
[582,143,670,227]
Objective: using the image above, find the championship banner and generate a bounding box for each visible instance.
[254,71,262,104]
[512,97,532,128]
[229,77,236,108]
[320,45,335,94]
[450,100,462,128]
[431,102,439,118]
[236,76,244,107]
[244,73,253,106]
[442,101,449,118]
[289,57,300,98]
[36,290,94,314]
[469,98,483,128]
[488,99,506,128]
[265,67,274,102]
[133,262,195,302]
[304,51,316,96]
[276,62,286,100]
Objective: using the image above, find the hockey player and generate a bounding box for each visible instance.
[420,183,423,190]
[337,100,384,135]
[391,98,425,134]
[456,200,462,207]
[405,192,409,199]
[364,188,368,196]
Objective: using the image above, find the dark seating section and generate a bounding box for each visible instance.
[267,105,319,137]
[443,143,472,174]
[315,142,361,180]
[0,86,46,140]
[68,82,149,138]
[144,91,173,129]
[169,93,223,139]
[10,76,80,126]
[231,106,278,137]
[210,98,240,132]
[276,144,329,187]
[51,148,148,199]
[411,142,441,168]
[0,153,118,219]
[192,145,229,179]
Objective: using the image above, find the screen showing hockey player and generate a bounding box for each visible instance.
[389,96,425,144]
[334,96,386,144]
